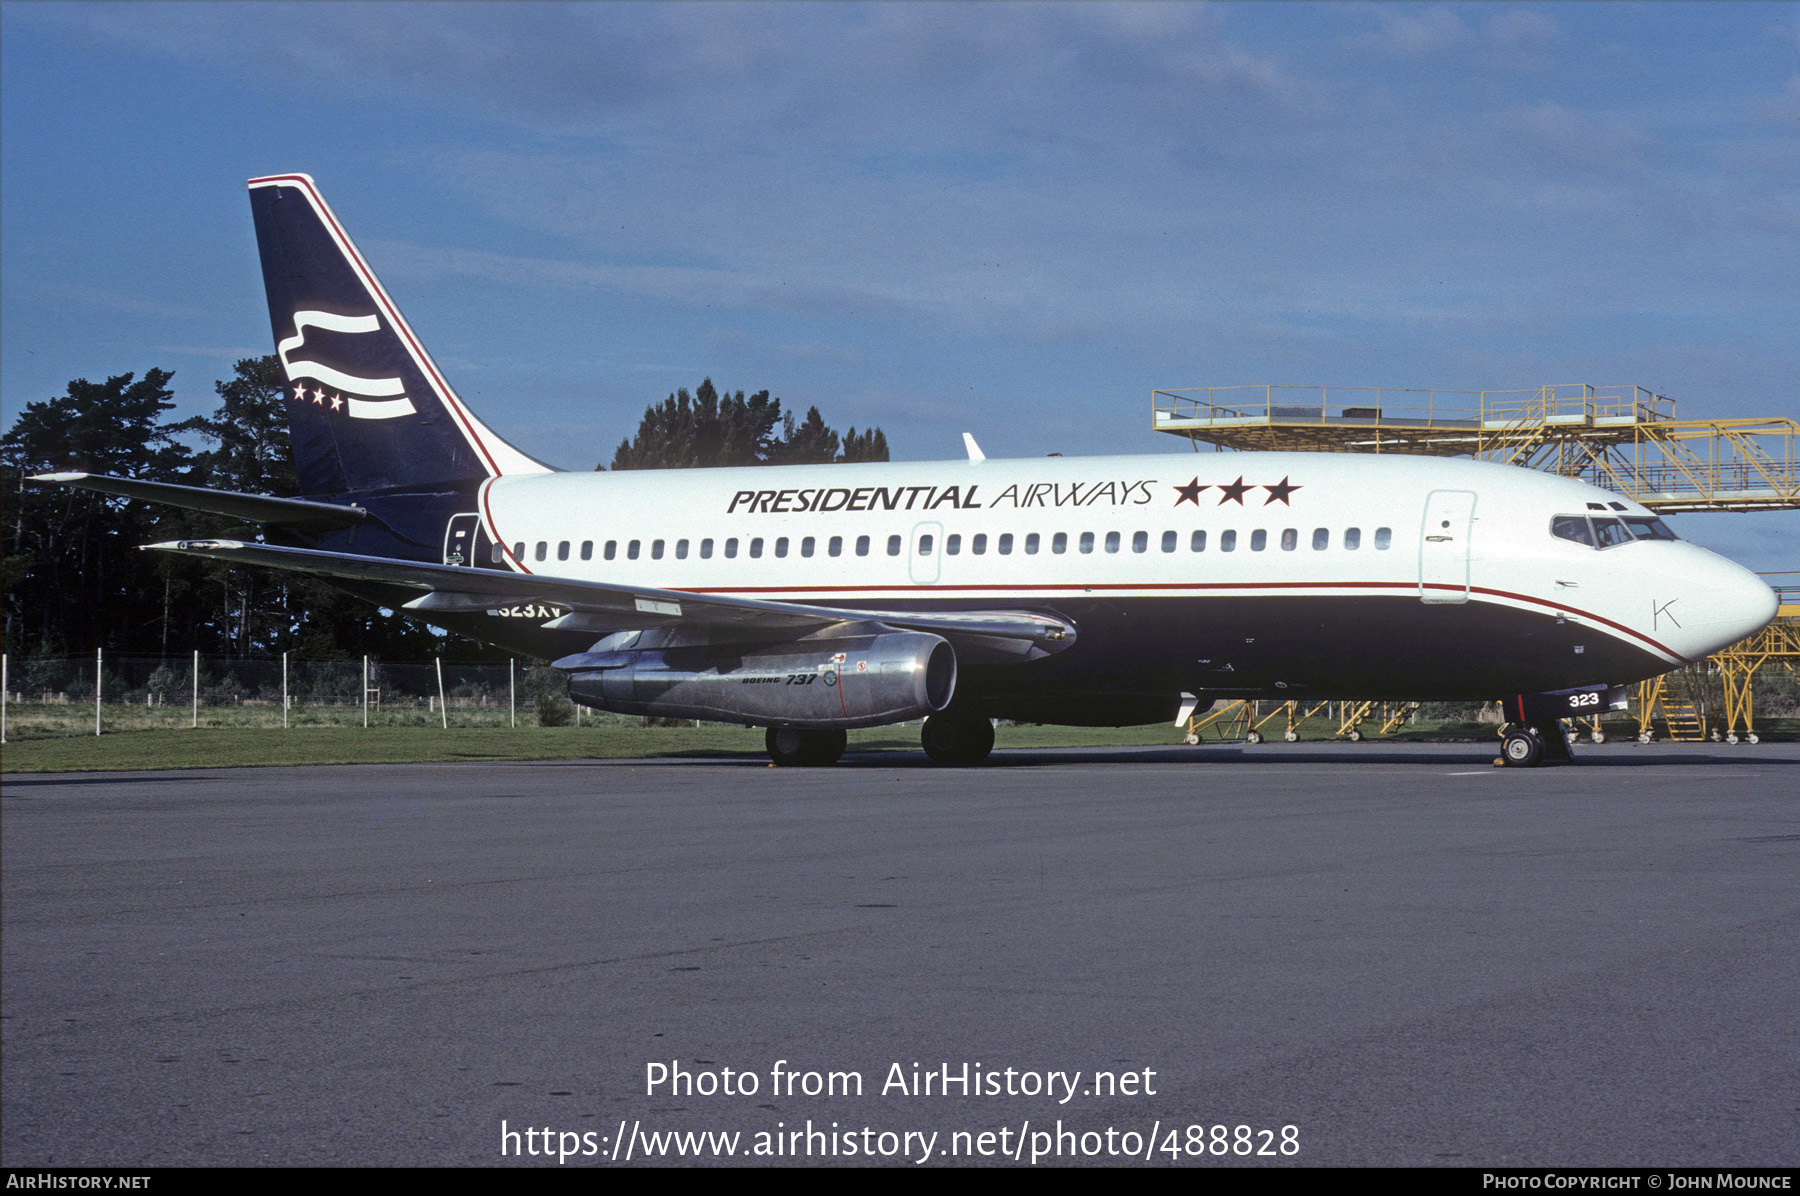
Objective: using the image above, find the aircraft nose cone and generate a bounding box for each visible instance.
[1677,556,1778,658]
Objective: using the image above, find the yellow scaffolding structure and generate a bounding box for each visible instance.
[1152,384,1798,512]
[1183,699,1422,745]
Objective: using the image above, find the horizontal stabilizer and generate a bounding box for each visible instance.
[30,473,366,530]
[144,538,1076,659]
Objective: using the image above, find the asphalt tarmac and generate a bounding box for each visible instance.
[3,742,1796,1168]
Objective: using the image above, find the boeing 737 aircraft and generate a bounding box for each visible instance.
[34,174,1778,767]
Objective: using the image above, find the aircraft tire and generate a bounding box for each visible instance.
[766,727,846,767]
[921,714,994,766]
[1501,728,1543,768]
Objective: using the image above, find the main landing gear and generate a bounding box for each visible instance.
[765,727,847,767]
[920,713,995,767]
[1498,719,1575,768]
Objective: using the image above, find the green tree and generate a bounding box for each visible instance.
[1,370,198,655]
[609,378,887,469]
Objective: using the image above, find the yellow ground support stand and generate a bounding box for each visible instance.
[1152,384,1798,513]
[1710,617,1800,743]
[1184,699,1422,744]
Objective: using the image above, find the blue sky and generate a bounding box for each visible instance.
[3,1,1796,569]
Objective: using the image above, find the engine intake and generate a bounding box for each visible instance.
[560,630,957,729]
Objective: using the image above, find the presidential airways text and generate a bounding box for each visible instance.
[726,480,1158,515]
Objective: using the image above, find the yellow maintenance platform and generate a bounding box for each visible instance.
[1152,383,1798,512]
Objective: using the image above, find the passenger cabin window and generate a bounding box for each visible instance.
[1161,530,1176,553]
[1191,530,1206,552]
[1026,533,1041,554]
[725,537,739,559]
[1220,530,1237,552]
[1052,533,1068,554]
[998,533,1013,554]
[700,538,714,559]
[972,533,987,555]
[1079,532,1095,554]
[749,537,763,559]
[856,535,870,557]
[1132,531,1147,553]
[887,535,902,556]
[946,534,961,555]
[775,536,788,558]
[676,539,689,559]
[580,540,593,561]
[627,540,640,560]
[651,539,664,560]
[1374,527,1392,550]
[1312,528,1328,551]
[557,540,570,561]
[493,544,508,564]
[1344,528,1361,550]
[800,536,815,558]
[1104,531,1120,554]
[1250,530,1267,552]
[1281,529,1297,551]
[828,536,843,557]
[513,541,525,561]
[918,534,934,556]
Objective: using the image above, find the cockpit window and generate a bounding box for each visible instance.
[1553,513,1679,549]
[1622,515,1678,541]
[1551,516,1595,547]
[1592,517,1633,549]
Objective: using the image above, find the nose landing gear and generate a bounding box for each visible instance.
[1497,719,1575,768]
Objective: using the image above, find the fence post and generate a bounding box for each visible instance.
[363,655,369,728]
[436,657,448,730]
[510,658,516,729]
[96,647,103,737]
[282,651,289,730]
[193,649,199,729]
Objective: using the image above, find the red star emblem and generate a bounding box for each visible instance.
[329,393,344,412]
[1262,477,1301,505]
[291,382,307,402]
[1173,477,1208,506]
[1216,476,1252,505]
[310,388,324,405]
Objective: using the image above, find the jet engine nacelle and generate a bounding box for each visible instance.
[560,630,957,729]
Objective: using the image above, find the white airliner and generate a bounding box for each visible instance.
[34,174,1778,767]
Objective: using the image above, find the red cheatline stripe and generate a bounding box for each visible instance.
[664,579,1685,661]
[479,479,532,574]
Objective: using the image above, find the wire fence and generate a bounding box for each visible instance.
[0,652,635,741]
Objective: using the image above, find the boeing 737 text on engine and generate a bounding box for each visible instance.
[33,175,1777,767]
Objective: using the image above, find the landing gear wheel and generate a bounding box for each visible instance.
[1502,728,1543,767]
[1346,729,1363,742]
[766,727,847,767]
[1246,729,1264,745]
[921,714,995,766]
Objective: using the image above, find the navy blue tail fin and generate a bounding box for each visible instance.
[248,173,550,496]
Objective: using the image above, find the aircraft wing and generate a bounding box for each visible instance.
[143,538,1076,661]
[31,473,366,530]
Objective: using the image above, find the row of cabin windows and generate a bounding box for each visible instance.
[506,526,1395,564]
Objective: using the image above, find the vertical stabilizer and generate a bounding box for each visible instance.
[248,174,551,495]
